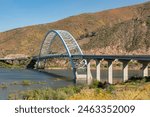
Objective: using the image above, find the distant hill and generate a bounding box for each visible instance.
[0,2,150,57]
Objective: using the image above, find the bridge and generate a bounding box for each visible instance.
[0,30,150,84]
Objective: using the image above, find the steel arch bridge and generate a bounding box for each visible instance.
[37,30,86,82]
[0,29,149,84]
[36,30,150,84]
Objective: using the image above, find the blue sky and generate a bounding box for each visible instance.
[0,0,149,32]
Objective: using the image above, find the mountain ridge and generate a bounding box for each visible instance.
[0,2,150,57]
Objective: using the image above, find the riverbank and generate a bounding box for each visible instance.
[0,61,25,69]
[8,76,150,100]
[0,59,145,70]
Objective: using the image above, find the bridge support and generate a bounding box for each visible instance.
[86,59,93,85]
[96,59,102,81]
[108,60,114,84]
[141,62,149,77]
[122,61,129,82]
[73,68,77,84]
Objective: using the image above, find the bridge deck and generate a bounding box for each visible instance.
[78,55,150,61]
[36,54,150,62]
[0,54,150,62]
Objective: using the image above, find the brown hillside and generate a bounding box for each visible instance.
[0,2,150,57]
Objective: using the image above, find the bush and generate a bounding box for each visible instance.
[126,76,150,84]
[21,80,31,86]
[0,83,8,89]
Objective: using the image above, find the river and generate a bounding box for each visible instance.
[0,68,149,99]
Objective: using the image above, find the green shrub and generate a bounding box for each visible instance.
[0,83,8,89]
[21,80,31,86]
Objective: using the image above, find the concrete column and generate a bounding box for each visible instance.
[86,59,93,85]
[108,60,113,84]
[122,61,129,82]
[72,67,77,84]
[96,59,101,81]
[142,62,149,77]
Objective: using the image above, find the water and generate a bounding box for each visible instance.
[0,68,149,100]
[0,68,74,100]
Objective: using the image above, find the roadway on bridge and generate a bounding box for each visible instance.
[36,54,150,62]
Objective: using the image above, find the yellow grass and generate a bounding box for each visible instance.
[68,83,150,100]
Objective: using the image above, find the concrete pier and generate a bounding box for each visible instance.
[86,59,93,85]
[96,59,102,81]
[122,61,129,82]
[142,62,149,77]
[108,60,114,84]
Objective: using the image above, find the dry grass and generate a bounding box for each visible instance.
[8,77,150,100]
[68,88,112,100]
[68,83,150,100]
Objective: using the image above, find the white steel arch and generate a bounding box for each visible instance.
[39,30,83,57]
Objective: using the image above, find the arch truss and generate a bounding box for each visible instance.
[39,30,83,57]
[37,30,86,82]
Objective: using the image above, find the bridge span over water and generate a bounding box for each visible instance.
[0,30,150,84]
[36,54,150,84]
